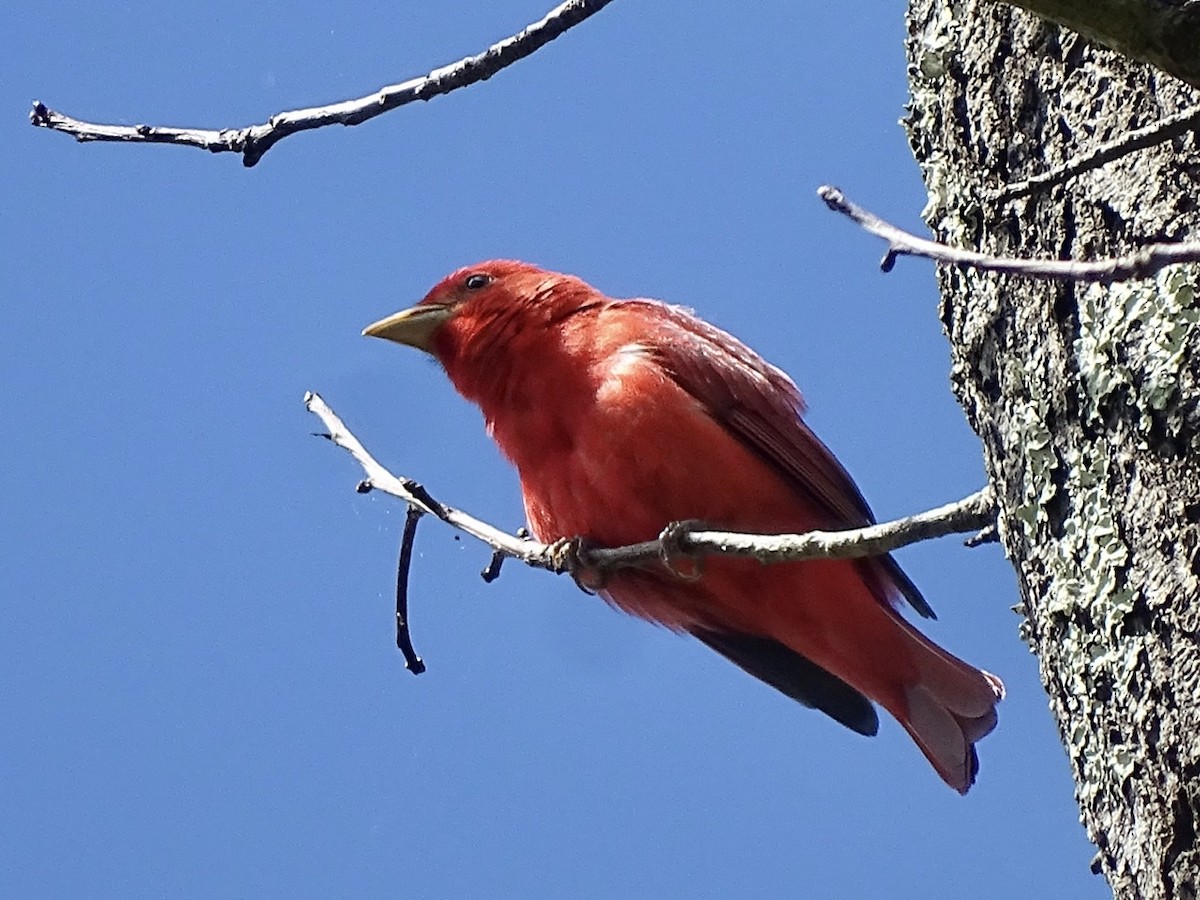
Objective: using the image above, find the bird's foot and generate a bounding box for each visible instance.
[658,520,706,581]
[545,535,607,594]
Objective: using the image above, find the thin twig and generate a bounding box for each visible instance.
[480,550,506,583]
[30,0,615,168]
[819,185,1200,284]
[994,104,1200,202]
[965,522,1000,548]
[395,506,426,674]
[481,527,527,583]
[305,391,996,577]
[305,392,553,568]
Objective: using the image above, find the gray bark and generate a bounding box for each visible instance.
[1000,0,1200,90]
[903,3,1200,898]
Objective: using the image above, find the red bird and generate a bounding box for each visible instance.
[364,260,1003,793]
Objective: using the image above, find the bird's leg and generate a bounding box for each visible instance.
[658,520,706,581]
[545,535,608,594]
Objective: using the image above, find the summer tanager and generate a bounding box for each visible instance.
[364,260,1003,793]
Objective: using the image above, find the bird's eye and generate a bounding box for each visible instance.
[464,273,492,291]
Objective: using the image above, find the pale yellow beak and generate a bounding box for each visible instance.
[362,304,455,352]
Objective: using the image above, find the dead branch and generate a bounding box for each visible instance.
[394,507,426,674]
[819,185,1200,283]
[993,104,1200,202]
[30,0,615,168]
[305,391,995,580]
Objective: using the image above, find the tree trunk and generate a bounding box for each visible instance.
[903,4,1200,898]
[1000,0,1200,90]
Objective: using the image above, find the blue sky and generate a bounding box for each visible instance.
[5,2,1106,897]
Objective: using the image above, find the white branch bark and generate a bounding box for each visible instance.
[30,0,616,167]
[305,391,995,578]
[820,185,1200,283]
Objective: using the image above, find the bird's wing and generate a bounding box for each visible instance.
[626,299,934,619]
[691,628,879,735]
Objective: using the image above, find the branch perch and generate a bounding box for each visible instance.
[305,391,996,580]
[30,0,615,167]
[819,185,1200,283]
[993,104,1200,202]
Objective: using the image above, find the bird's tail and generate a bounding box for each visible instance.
[892,624,1005,794]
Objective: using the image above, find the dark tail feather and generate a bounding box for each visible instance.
[691,628,879,737]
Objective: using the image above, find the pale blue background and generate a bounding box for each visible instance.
[5,2,1104,898]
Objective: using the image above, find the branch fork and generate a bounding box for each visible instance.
[31,0,616,167]
[305,391,996,668]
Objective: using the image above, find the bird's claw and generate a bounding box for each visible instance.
[546,536,607,594]
[658,520,705,581]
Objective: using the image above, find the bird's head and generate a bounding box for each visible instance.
[363,260,601,399]
[363,260,540,353]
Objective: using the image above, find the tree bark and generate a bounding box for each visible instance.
[999,0,1200,90]
[904,4,1200,898]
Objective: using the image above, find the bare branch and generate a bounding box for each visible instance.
[965,522,1000,548]
[305,391,996,579]
[305,391,552,569]
[394,507,426,675]
[601,489,995,567]
[30,0,615,168]
[994,104,1200,202]
[819,185,1200,283]
[481,527,527,583]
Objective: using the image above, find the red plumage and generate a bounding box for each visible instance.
[365,260,1003,793]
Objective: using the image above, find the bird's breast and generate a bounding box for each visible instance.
[492,348,820,550]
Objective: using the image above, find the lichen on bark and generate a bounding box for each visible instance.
[1002,0,1200,91]
[903,2,1200,897]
